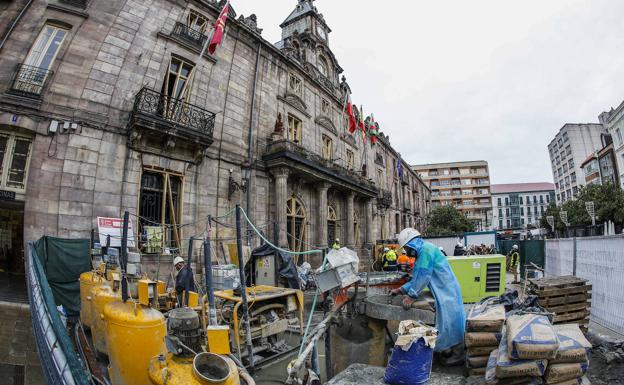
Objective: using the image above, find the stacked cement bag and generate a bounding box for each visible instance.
[464,299,506,376]
[543,324,592,384]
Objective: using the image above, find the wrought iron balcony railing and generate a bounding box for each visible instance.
[132,87,216,137]
[171,22,208,49]
[59,0,87,8]
[10,64,53,98]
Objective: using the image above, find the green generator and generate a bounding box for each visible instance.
[448,255,506,303]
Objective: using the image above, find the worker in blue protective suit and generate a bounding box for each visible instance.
[390,228,466,366]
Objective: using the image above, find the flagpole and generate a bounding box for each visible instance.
[199,0,228,60]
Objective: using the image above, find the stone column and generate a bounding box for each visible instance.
[366,199,375,245]
[317,183,330,249]
[346,192,355,247]
[272,167,290,248]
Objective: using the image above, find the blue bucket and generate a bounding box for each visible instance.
[383,337,433,385]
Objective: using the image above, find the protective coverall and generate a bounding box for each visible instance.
[400,237,466,352]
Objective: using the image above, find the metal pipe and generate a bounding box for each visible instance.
[323,288,333,380]
[245,43,262,245]
[0,0,33,52]
[121,211,129,302]
[185,236,194,307]
[235,205,255,373]
[204,226,217,324]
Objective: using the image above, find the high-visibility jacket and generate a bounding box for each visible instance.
[508,251,519,269]
[332,242,340,250]
[383,250,398,267]
[397,254,410,265]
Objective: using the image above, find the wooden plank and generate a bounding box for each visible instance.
[529,275,587,289]
[546,302,589,314]
[540,293,591,306]
[553,310,590,323]
[533,284,592,297]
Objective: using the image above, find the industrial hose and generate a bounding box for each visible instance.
[239,371,256,385]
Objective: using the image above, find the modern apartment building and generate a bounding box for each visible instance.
[491,183,555,232]
[547,124,607,205]
[413,161,492,230]
[600,100,624,188]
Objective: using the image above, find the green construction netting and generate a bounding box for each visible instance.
[499,240,545,278]
[33,236,92,317]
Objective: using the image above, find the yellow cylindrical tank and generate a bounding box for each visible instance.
[79,271,104,329]
[147,352,241,385]
[104,301,166,385]
[91,284,121,355]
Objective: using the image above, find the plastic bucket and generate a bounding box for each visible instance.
[384,337,433,385]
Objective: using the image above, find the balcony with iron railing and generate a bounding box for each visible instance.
[171,22,209,49]
[128,87,216,157]
[9,64,54,98]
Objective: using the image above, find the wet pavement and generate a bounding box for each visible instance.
[0,302,45,385]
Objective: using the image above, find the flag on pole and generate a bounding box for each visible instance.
[366,114,379,146]
[208,1,230,55]
[344,93,357,134]
[397,154,404,182]
[359,105,367,144]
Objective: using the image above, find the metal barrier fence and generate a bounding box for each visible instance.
[26,242,91,385]
[544,235,624,335]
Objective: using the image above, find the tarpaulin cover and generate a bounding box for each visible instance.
[34,236,92,317]
[247,243,300,289]
[400,237,466,351]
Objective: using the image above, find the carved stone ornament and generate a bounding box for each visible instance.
[282,93,308,116]
[274,113,285,133]
[315,116,337,135]
[238,14,263,35]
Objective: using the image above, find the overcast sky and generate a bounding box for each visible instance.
[233,0,624,184]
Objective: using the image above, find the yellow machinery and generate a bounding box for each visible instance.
[215,285,304,366]
[79,270,105,329]
[103,299,166,385]
[148,352,241,385]
[90,275,121,356]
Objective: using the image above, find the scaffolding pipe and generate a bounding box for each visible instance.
[235,205,255,373]
[121,211,129,302]
[204,221,217,324]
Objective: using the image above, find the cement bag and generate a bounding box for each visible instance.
[467,300,506,332]
[485,350,544,385]
[468,345,499,357]
[552,324,592,364]
[543,377,588,385]
[465,331,502,347]
[507,314,559,360]
[496,329,548,379]
[466,354,490,368]
[384,321,437,385]
[543,362,588,384]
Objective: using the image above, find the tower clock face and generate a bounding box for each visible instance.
[317,25,326,40]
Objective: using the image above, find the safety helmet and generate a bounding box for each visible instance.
[398,228,421,248]
[512,245,519,250]
[439,246,444,251]
[173,256,185,266]
[335,238,340,242]
[384,247,389,252]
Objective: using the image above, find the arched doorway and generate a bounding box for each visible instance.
[327,204,338,245]
[286,196,306,252]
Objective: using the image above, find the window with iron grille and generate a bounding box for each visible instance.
[0,132,33,192]
[139,170,183,249]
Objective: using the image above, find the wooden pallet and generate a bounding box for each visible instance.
[532,284,592,298]
[546,301,591,314]
[553,310,591,323]
[529,275,588,289]
[539,293,591,306]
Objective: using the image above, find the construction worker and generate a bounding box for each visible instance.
[439,246,448,257]
[382,246,398,271]
[174,256,194,307]
[390,228,466,366]
[397,250,411,271]
[507,245,520,284]
[453,242,465,256]
[331,238,341,250]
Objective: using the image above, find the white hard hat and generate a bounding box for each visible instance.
[335,238,340,242]
[513,245,519,250]
[439,246,444,251]
[384,247,389,252]
[173,256,185,265]
[398,228,421,248]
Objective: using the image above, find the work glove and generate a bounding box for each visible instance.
[402,296,415,310]
[389,288,403,296]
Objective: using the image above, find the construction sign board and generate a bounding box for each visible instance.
[97,217,136,248]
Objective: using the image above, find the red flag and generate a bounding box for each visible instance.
[359,105,367,144]
[208,2,230,55]
[345,93,357,134]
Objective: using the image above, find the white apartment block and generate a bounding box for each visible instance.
[547,124,607,205]
[491,183,555,231]
[600,101,624,188]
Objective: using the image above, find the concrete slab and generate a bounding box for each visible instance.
[326,364,467,385]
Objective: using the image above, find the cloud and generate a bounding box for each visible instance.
[233,0,624,183]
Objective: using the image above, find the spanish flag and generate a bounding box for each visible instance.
[208,2,230,55]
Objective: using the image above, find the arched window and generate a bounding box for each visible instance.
[318,55,329,78]
[286,196,307,252]
[327,204,338,245]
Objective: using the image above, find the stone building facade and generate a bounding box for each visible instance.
[0,0,430,271]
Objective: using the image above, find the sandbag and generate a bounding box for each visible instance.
[486,350,544,385]
[545,377,587,385]
[552,324,592,364]
[467,354,490,368]
[467,301,506,331]
[468,345,499,356]
[544,362,588,384]
[496,329,548,379]
[507,314,559,360]
[468,367,486,376]
[466,332,502,347]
